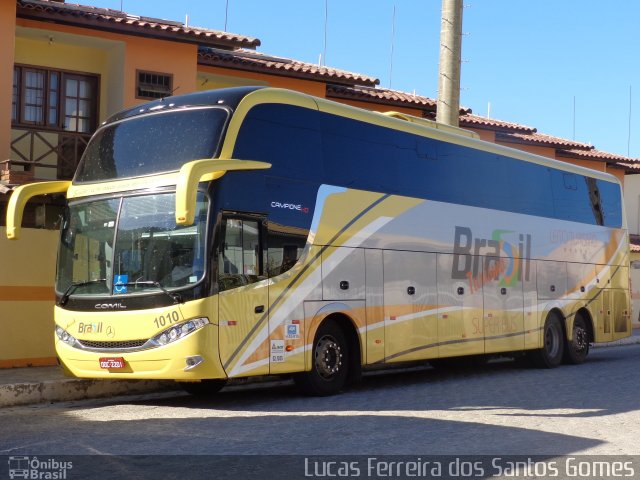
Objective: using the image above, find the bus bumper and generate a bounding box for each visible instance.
[55,324,226,380]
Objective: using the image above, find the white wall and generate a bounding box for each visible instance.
[624,174,640,235]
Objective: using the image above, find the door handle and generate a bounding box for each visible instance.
[254,305,265,314]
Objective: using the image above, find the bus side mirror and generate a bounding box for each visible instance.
[175,158,271,226]
[5,180,71,240]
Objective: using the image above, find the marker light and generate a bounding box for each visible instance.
[151,317,210,346]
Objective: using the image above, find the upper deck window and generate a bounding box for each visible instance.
[74,107,229,183]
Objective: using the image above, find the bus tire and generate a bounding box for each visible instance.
[564,315,590,364]
[178,379,226,396]
[295,319,349,396]
[528,313,565,368]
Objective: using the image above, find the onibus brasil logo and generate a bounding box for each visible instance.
[452,226,533,293]
[8,456,72,479]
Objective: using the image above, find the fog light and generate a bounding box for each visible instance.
[184,355,204,371]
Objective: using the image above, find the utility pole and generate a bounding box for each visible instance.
[436,0,463,127]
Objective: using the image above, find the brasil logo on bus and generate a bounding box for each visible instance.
[452,226,532,292]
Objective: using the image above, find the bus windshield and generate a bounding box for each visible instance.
[74,107,229,183]
[56,192,208,297]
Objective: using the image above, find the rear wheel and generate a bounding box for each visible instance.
[295,320,349,396]
[178,379,226,396]
[528,313,565,368]
[564,316,590,364]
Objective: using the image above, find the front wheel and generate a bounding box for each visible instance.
[528,313,565,368]
[294,320,349,396]
[564,316,590,364]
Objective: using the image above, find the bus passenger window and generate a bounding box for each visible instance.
[218,218,263,291]
[266,221,307,277]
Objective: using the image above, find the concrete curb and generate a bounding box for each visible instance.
[0,378,177,408]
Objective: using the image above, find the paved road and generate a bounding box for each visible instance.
[1,345,639,458]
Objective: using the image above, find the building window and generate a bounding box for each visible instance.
[63,74,95,133]
[137,70,173,99]
[12,65,98,133]
[11,68,19,122]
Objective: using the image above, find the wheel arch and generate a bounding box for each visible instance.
[311,311,363,385]
[570,307,595,343]
[546,307,567,338]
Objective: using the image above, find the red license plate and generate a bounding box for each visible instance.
[99,357,126,369]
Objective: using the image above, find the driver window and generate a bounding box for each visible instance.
[219,217,263,291]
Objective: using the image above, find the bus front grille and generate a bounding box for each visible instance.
[76,339,150,352]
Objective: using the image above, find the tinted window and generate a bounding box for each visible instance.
[218,217,265,292]
[598,179,623,227]
[232,103,322,181]
[267,221,307,277]
[75,107,228,183]
[233,103,622,229]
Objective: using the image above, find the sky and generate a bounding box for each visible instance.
[78,0,640,159]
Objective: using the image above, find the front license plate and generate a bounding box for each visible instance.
[99,357,126,369]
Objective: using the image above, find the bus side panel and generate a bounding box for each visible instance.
[523,259,540,350]
[383,250,438,363]
[482,256,525,354]
[321,246,365,302]
[266,249,323,376]
[364,249,385,365]
[436,253,484,358]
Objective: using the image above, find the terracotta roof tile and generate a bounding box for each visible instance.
[497,131,594,150]
[199,49,379,87]
[17,0,260,49]
[459,114,536,134]
[327,84,436,108]
[614,161,640,172]
[557,148,638,163]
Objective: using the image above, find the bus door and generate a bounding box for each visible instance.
[482,256,524,353]
[217,214,270,378]
[437,253,484,358]
[383,250,438,362]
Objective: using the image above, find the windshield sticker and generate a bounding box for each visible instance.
[114,275,129,294]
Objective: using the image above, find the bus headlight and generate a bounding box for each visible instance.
[55,325,77,347]
[151,317,210,346]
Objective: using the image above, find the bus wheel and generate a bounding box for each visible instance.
[564,316,590,364]
[528,313,564,368]
[295,319,349,396]
[178,379,226,396]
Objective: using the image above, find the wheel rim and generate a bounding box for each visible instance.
[314,334,343,380]
[573,324,588,353]
[545,322,561,358]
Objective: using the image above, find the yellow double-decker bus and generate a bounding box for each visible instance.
[6,87,631,396]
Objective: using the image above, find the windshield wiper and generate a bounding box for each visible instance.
[122,280,183,304]
[58,278,107,306]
